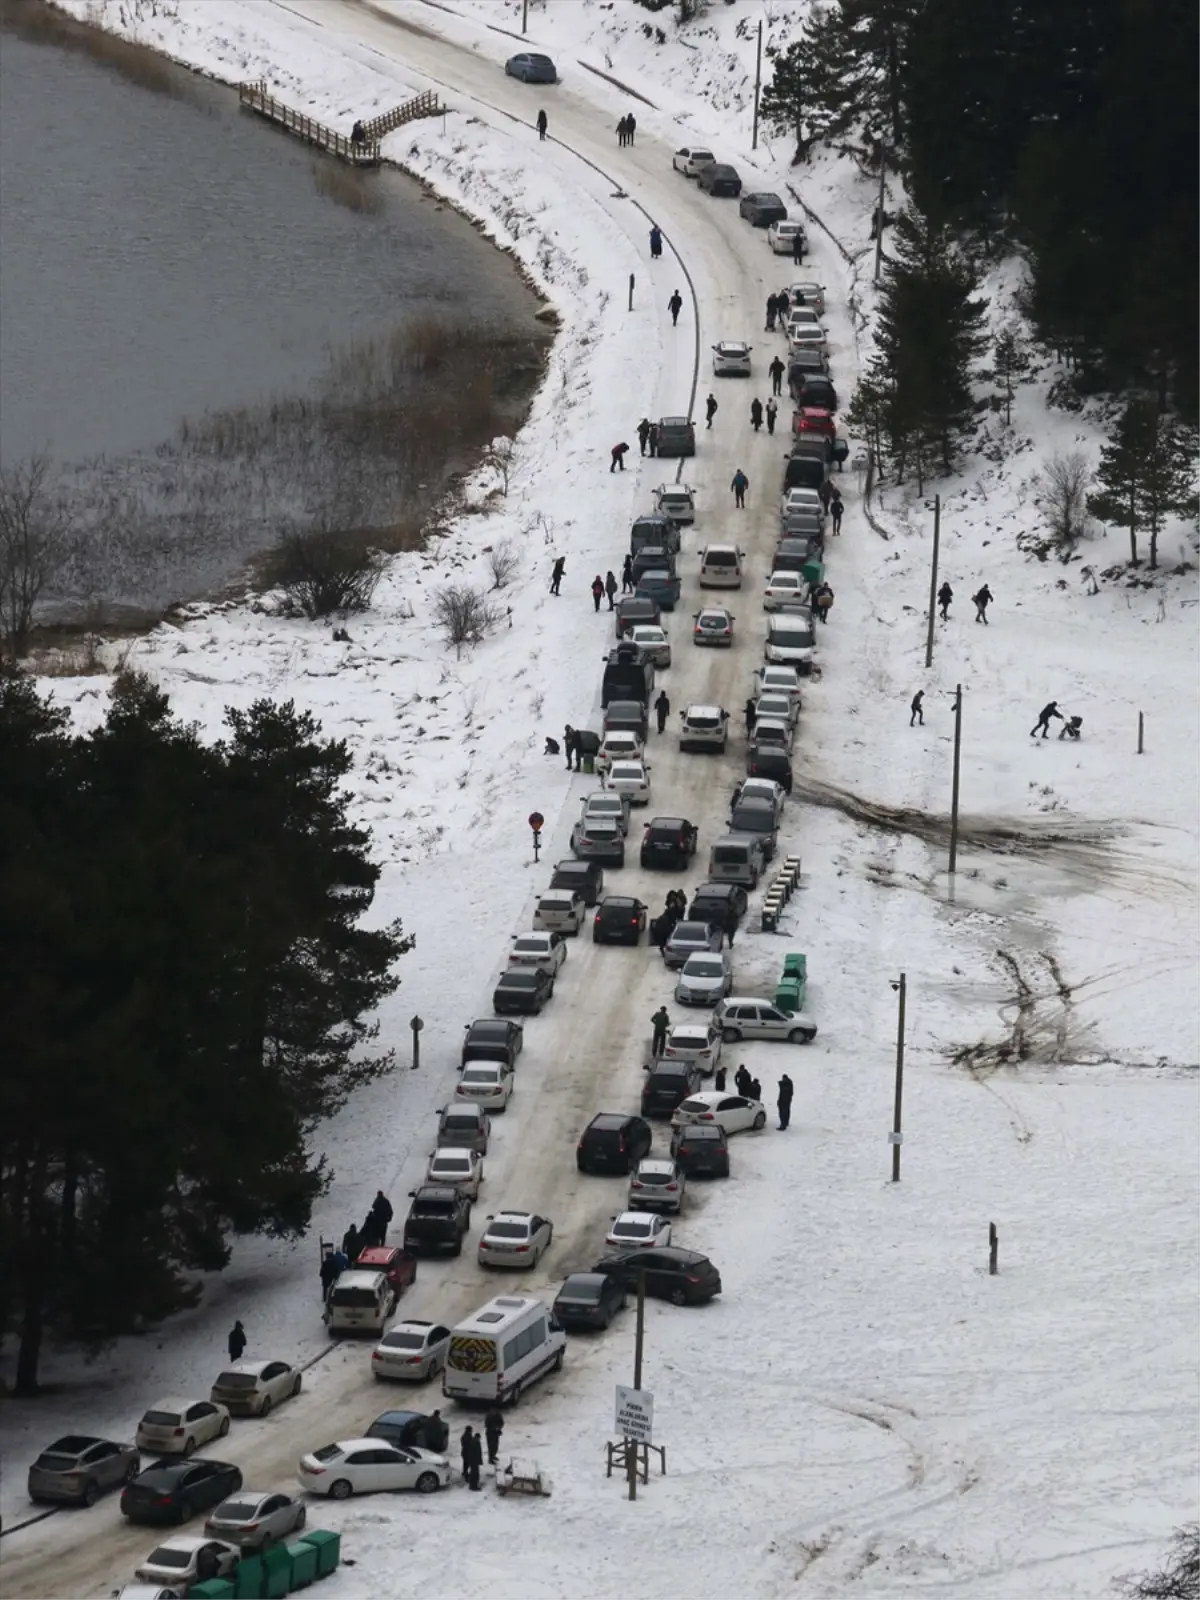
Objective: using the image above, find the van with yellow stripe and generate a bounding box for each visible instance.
[443,1295,566,1407]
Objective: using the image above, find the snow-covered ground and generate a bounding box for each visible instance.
[3,4,1196,1597]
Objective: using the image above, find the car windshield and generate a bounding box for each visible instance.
[141,1410,181,1426]
[705,551,736,565]
[772,625,814,646]
[686,958,725,977]
[34,1452,79,1471]
[637,1170,673,1185]
[332,1287,379,1308]
[560,1281,601,1302]
[611,1220,649,1238]
[214,1500,260,1521]
[499,972,537,986]
[432,1155,469,1172]
[313,1444,343,1463]
[382,1332,424,1350]
[146,1549,192,1569]
[732,807,772,833]
[487,1222,528,1239]
[672,924,709,944]
[443,1116,480,1131]
[213,1372,257,1389]
[411,1198,455,1216]
[460,1069,497,1085]
[512,938,545,953]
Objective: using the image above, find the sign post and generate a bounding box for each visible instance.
[614,1385,654,1446]
[628,273,635,312]
[409,1014,423,1071]
[528,811,544,861]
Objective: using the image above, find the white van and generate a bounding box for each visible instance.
[699,545,744,588]
[443,1295,565,1407]
[765,607,816,672]
[325,1270,397,1336]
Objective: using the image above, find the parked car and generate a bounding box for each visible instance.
[492,967,555,1016]
[581,791,632,834]
[297,1441,449,1499]
[671,1091,768,1136]
[674,949,734,1006]
[753,690,799,729]
[767,218,807,255]
[636,568,682,610]
[595,730,645,776]
[461,1018,523,1068]
[478,1211,553,1269]
[135,1401,230,1459]
[504,51,556,83]
[353,1246,417,1301]
[784,280,826,315]
[424,1148,484,1200]
[552,1272,627,1331]
[670,1121,731,1177]
[365,1410,444,1450]
[532,888,586,937]
[605,1211,672,1250]
[795,375,838,411]
[550,858,605,906]
[746,744,794,792]
[615,594,661,637]
[763,571,809,611]
[28,1435,141,1507]
[697,162,742,197]
[679,704,729,753]
[693,607,735,647]
[739,191,787,227]
[641,1058,703,1119]
[576,1112,653,1175]
[687,881,748,938]
[434,1103,491,1156]
[732,776,787,818]
[204,1491,306,1552]
[592,1246,721,1304]
[630,511,680,556]
[764,606,817,671]
[713,995,818,1043]
[627,1158,687,1213]
[750,716,794,756]
[209,1361,301,1419]
[135,1538,240,1588]
[453,1059,514,1112]
[654,483,695,524]
[121,1459,243,1525]
[508,931,568,975]
[604,759,652,807]
[672,146,715,176]
[662,1019,723,1073]
[403,1184,474,1252]
[728,796,780,858]
[640,815,698,869]
[592,895,648,945]
[712,340,752,377]
[662,920,725,970]
[370,1322,453,1383]
[630,624,672,668]
[569,816,627,866]
[655,416,696,457]
[603,640,656,705]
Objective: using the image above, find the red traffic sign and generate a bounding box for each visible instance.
[528,812,545,833]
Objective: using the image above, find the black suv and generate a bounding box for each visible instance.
[697,162,742,197]
[640,816,698,870]
[552,1272,627,1331]
[551,859,604,906]
[403,1185,472,1255]
[641,1060,703,1119]
[461,1018,523,1068]
[590,1247,723,1305]
[688,881,748,936]
[671,1121,731,1177]
[592,896,648,946]
[576,1113,652,1174]
[746,746,793,793]
[738,191,786,226]
[796,375,837,412]
[492,967,554,1016]
[602,641,654,707]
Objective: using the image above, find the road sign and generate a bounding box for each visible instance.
[614,1384,653,1444]
[528,811,545,833]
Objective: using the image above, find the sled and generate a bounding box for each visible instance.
[496,1456,551,1498]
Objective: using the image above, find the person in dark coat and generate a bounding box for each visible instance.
[637,417,651,455]
[610,442,630,472]
[427,1409,449,1453]
[937,581,953,621]
[812,582,834,624]
[765,398,778,436]
[745,697,757,734]
[351,120,366,146]
[550,556,565,595]
[651,1006,670,1057]
[649,224,663,259]
[227,1321,247,1362]
[622,553,635,592]
[616,115,628,147]
[973,584,993,623]
[604,571,619,610]
[765,294,779,332]
[777,1073,794,1131]
[626,114,637,144]
[713,1065,727,1091]
[461,1426,483,1490]
[654,690,671,734]
[648,422,659,457]
[563,725,578,770]
[769,355,786,396]
[667,290,683,326]
[705,394,718,428]
[484,1407,504,1466]
[910,691,924,727]
[829,489,844,534]
[341,1223,360,1261]
[792,230,804,264]
[591,575,605,612]
[370,1189,393,1238]
[734,1065,751,1097]
[1030,701,1063,738]
[750,398,764,432]
[319,1251,340,1300]
[536,108,548,140]
[359,1211,381,1249]
[731,469,749,509]
[749,1076,762,1103]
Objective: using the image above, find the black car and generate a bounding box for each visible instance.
[552,1272,627,1331]
[492,967,555,1016]
[602,642,655,707]
[591,1247,723,1305]
[602,699,649,741]
[550,858,604,906]
[783,454,829,493]
[615,595,661,637]
[403,1185,473,1255]
[640,816,698,870]
[746,746,793,793]
[688,881,748,936]
[641,1059,703,1119]
[366,1410,443,1451]
[739,191,787,226]
[461,1018,523,1068]
[671,1122,731,1177]
[576,1113,653,1174]
[796,375,838,411]
[697,162,742,197]
[592,895,647,946]
[121,1458,243,1525]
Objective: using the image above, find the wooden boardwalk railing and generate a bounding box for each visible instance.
[362,89,443,143]
[238,80,381,166]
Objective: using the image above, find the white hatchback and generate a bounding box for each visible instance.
[135,1400,230,1457]
[298,1440,450,1499]
[671,1091,768,1135]
[453,1060,514,1112]
[662,1019,723,1072]
[712,340,753,377]
[507,931,568,975]
[627,1158,686,1214]
[605,759,652,806]
[605,1211,672,1249]
[596,730,644,776]
[672,146,715,177]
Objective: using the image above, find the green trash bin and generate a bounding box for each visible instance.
[234,1553,265,1599]
[802,556,824,587]
[301,1529,341,1578]
[286,1540,319,1590]
[582,753,596,774]
[782,953,807,982]
[261,1544,293,1599]
[191,1582,236,1600]
[775,979,801,1011]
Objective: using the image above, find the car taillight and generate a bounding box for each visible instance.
[514,1244,529,1252]
[666,1183,678,1191]
[172,1427,184,1437]
[686,1274,702,1284]
[700,1112,714,1121]
[158,1495,174,1505]
[304,1465,324,1476]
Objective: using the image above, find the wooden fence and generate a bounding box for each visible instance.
[238,80,381,166]
[363,89,443,143]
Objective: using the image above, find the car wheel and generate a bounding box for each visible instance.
[508,1380,523,1405]
[330,1479,354,1500]
[182,1436,196,1457]
[552,1347,565,1372]
[260,1395,273,1417]
[292,1375,302,1397]
[753,1110,767,1130]
[415,1471,441,1494]
[295,1505,307,1530]
[721,1027,741,1043]
[81,1480,99,1508]
[670,1287,688,1306]
[218,1416,230,1438]
[789,1027,816,1043]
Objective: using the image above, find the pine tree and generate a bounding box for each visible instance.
[992,323,1030,425]
[1088,400,1199,567]
[759,38,811,162]
[839,0,918,148]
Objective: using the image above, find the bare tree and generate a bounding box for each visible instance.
[1036,450,1092,558]
[485,538,521,591]
[483,436,516,497]
[269,528,383,618]
[0,452,68,656]
[432,583,501,658]
[1116,1525,1199,1600]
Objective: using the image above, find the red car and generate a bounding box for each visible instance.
[792,407,835,438]
[355,1246,417,1298]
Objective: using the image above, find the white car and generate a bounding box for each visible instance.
[605,759,652,806]
[298,1440,450,1499]
[693,607,735,647]
[712,340,753,377]
[788,321,828,353]
[654,484,695,524]
[733,777,787,820]
[630,624,672,667]
[662,1019,723,1073]
[135,1538,240,1589]
[671,1091,768,1135]
[763,571,809,611]
[114,1587,184,1600]
[785,305,823,332]
[508,931,568,976]
[628,1158,686,1214]
[753,691,799,730]
[426,1147,483,1200]
[454,1060,514,1112]
[755,664,803,714]
[581,791,631,834]
[714,995,818,1044]
[672,146,715,177]
[674,949,734,1007]
[135,1400,230,1457]
[477,1211,554,1268]
[605,1211,672,1250]
[767,219,807,255]
[371,1320,452,1383]
[783,280,825,315]
[780,486,825,520]
[533,889,587,934]
[752,715,794,754]
[209,1360,302,1418]
[596,730,644,776]
[679,704,729,754]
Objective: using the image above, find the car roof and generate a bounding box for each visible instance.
[220,1361,273,1377]
[489,1210,534,1223]
[647,815,690,828]
[144,1397,194,1412]
[669,1020,714,1035]
[559,1272,610,1291]
[637,1158,679,1172]
[389,1319,435,1333]
[498,968,542,982]
[721,994,781,1006]
[590,1112,636,1128]
[326,1438,391,1454]
[614,1210,660,1224]
[412,1183,462,1200]
[660,416,691,426]
[600,895,641,908]
[43,1434,107,1453]
[466,1019,513,1036]
[334,1270,387,1290]
[430,1149,475,1164]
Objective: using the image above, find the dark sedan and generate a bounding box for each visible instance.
[552,1272,627,1331]
[592,895,648,945]
[366,1410,443,1451]
[697,162,742,197]
[121,1458,243,1525]
[492,968,554,1016]
[670,1122,731,1177]
[739,191,787,226]
[461,1018,523,1068]
[590,1247,722,1305]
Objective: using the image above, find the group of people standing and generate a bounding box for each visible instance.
[616,114,637,146]
[317,1190,394,1300]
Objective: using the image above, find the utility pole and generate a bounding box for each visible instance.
[890,973,906,1181]
[751,19,763,150]
[924,493,940,668]
[521,0,529,35]
[872,150,887,284]
[627,1267,646,1501]
[948,685,963,875]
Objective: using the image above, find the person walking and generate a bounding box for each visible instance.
[812,582,834,624]
[1030,701,1063,739]
[536,108,548,140]
[667,290,683,327]
[359,1209,382,1249]
[910,691,925,727]
[713,1065,727,1091]
[622,553,635,592]
[734,1064,750,1097]
[591,575,605,613]
[744,697,757,735]
[426,1410,449,1453]
[483,1407,504,1467]
[777,1073,794,1131]
[227,1320,247,1362]
[829,489,844,534]
[654,690,671,734]
[651,1005,670,1058]
[616,115,628,147]
[937,581,953,621]
[319,1250,342,1301]
[705,393,718,429]
[461,1426,483,1490]
[768,354,785,397]
[972,584,993,623]
[792,230,804,265]
[341,1223,360,1261]
[765,397,778,436]
[750,398,764,432]
[637,417,651,455]
[731,468,749,509]
[649,224,663,259]
[604,571,619,610]
[749,1076,762,1103]
[549,556,565,596]
[369,1189,393,1240]
[610,441,629,472]
[647,422,659,457]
